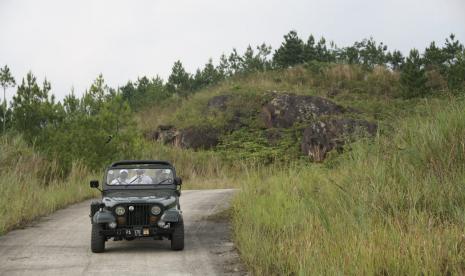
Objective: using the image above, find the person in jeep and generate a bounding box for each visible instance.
[111,169,129,184]
[129,169,153,184]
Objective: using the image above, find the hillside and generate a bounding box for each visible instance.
[135,65,465,274]
[137,64,424,164]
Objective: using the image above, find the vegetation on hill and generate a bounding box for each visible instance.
[233,98,465,274]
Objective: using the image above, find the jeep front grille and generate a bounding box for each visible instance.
[125,204,151,226]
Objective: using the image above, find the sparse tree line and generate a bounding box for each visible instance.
[119,31,464,104]
[0,30,464,172]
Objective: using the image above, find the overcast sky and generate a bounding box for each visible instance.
[0,0,464,101]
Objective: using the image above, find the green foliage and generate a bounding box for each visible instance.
[233,99,465,274]
[273,30,305,68]
[11,72,62,142]
[217,128,301,164]
[120,76,170,109]
[0,65,16,133]
[0,135,97,234]
[167,60,193,98]
[386,50,404,70]
[42,76,142,170]
[7,73,142,172]
[400,49,428,98]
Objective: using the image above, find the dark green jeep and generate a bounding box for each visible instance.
[89,160,184,253]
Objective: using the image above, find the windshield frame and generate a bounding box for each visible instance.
[102,163,177,190]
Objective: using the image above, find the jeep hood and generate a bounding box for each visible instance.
[102,190,177,208]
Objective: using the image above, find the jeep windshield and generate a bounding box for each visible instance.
[106,168,173,185]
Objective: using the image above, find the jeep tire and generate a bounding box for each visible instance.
[91,223,105,253]
[171,217,184,251]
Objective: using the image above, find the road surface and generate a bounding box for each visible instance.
[0,189,246,276]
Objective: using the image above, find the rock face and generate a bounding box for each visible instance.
[175,127,220,150]
[301,119,377,162]
[261,93,346,128]
[148,125,219,150]
[147,125,179,145]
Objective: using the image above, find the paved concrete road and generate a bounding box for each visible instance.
[0,189,246,276]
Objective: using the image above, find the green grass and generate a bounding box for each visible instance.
[232,98,465,274]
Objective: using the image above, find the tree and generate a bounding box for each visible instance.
[447,49,465,90]
[353,38,388,69]
[315,37,332,62]
[303,35,317,62]
[443,34,464,66]
[167,60,192,98]
[11,72,62,142]
[273,30,305,68]
[228,49,243,75]
[46,76,141,170]
[423,41,446,71]
[241,44,272,72]
[386,50,404,70]
[0,65,16,133]
[217,54,231,78]
[400,49,428,98]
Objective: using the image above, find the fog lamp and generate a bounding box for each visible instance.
[108,221,117,229]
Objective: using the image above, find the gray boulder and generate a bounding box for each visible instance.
[261,93,346,128]
[301,119,377,162]
[174,127,220,150]
[146,125,179,145]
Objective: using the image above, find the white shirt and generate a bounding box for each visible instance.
[111,178,129,185]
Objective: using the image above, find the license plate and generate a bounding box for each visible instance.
[134,228,143,237]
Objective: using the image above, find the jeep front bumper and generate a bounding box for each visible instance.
[100,226,174,238]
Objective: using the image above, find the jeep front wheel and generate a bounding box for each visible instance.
[91,223,105,253]
[170,218,184,251]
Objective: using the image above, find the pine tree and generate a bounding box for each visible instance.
[11,72,60,141]
[386,50,404,70]
[400,49,428,98]
[167,60,192,98]
[303,35,317,62]
[0,65,16,133]
[272,30,305,68]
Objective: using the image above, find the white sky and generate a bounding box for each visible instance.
[0,0,464,101]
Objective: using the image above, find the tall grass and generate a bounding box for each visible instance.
[0,135,98,234]
[233,99,465,274]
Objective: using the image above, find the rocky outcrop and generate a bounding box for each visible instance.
[301,119,377,162]
[261,93,346,128]
[175,127,220,150]
[148,125,219,150]
[146,125,179,145]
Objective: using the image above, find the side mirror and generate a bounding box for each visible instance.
[175,177,182,186]
[90,180,99,188]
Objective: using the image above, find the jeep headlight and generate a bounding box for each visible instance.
[115,206,125,216]
[151,205,162,215]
